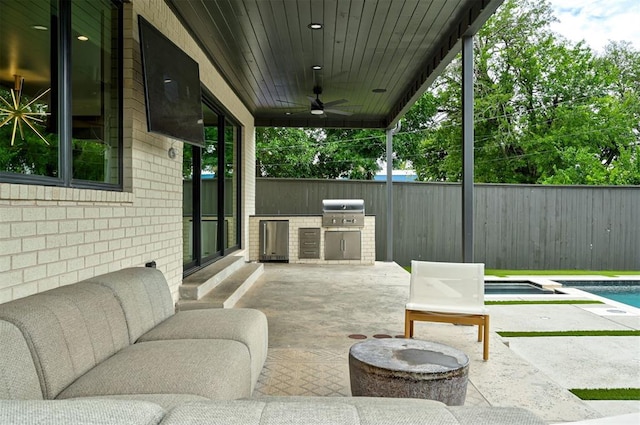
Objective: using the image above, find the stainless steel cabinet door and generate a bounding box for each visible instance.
[324,231,361,260]
[259,221,289,261]
[341,231,361,260]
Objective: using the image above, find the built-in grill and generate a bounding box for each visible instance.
[322,199,365,227]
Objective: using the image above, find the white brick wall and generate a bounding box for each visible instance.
[0,0,255,302]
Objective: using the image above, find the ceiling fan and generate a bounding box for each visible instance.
[278,86,354,117]
[307,86,353,116]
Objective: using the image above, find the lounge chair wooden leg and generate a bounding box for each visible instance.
[477,323,483,342]
[483,315,490,361]
[404,311,413,338]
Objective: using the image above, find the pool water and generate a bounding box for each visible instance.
[556,280,640,308]
[484,282,554,295]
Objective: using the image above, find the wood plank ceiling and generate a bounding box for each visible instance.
[167,0,504,129]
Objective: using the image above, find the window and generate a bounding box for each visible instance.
[0,0,122,188]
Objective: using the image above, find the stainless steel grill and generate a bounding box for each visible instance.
[322,199,365,227]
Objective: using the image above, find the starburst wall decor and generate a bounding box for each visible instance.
[0,75,51,146]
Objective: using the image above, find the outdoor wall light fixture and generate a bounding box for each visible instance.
[77,35,89,41]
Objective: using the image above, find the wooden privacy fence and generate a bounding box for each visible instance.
[255,178,640,270]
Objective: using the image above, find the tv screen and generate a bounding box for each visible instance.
[138,16,204,147]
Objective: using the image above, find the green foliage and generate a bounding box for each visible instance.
[256,127,386,179]
[405,0,640,185]
[0,87,58,177]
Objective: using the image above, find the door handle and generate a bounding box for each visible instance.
[262,224,267,255]
[341,239,345,252]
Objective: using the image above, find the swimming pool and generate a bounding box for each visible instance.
[555,280,640,308]
[484,281,555,295]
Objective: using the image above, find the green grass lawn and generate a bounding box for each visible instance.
[570,388,640,400]
[485,269,640,277]
[497,330,640,337]
[402,266,639,276]
[486,300,603,305]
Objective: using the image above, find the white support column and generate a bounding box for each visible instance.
[385,122,401,262]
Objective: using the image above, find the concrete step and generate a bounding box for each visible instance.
[179,255,246,300]
[177,262,264,310]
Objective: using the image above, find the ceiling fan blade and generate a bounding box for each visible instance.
[286,109,310,115]
[322,99,348,108]
[324,108,353,116]
[276,99,307,107]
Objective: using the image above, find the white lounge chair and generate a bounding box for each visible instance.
[404,260,490,360]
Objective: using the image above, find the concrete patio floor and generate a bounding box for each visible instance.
[235,262,640,424]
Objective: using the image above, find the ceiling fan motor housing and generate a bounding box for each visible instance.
[310,103,324,115]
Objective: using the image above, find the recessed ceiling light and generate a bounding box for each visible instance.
[77,35,89,41]
[32,25,48,31]
[311,65,322,70]
[372,88,387,93]
[308,23,323,30]
[285,112,292,115]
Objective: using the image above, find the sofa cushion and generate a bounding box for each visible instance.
[85,267,174,343]
[163,400,360,425]
[58,339,252,400]
[160,398,547,425]
[0,320,43,400]
[0,399,165,425]
[81,394,211,411]
[0,283,129,399]
[447,406,550,424]
[139,308,268,391]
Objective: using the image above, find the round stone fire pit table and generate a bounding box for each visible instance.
[349,338,469,406]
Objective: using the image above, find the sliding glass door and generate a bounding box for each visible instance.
[183,98,240,273]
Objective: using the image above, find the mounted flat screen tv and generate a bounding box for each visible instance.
[138,16,204,147]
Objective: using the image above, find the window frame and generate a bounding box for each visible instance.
[0,0,124,191]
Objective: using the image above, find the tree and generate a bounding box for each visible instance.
[256,127,321,178]
[256,127,387,179]
[403,0,640,185]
